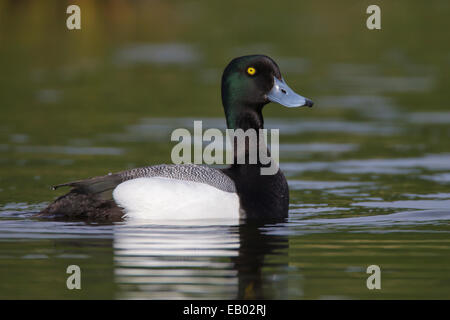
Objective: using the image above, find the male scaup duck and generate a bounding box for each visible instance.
[38,55,313,221]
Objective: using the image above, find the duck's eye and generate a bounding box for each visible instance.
[246,67,256,76]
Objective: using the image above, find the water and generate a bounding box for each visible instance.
[1,0,450,299]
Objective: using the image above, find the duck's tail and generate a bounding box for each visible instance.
[37,173,125,221]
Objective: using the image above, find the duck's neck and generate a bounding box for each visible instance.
[227,104,264,131]
[223,96,264,131]
[221,91,288,219]
[222,99,273,168]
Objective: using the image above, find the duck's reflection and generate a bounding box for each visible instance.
[232,221,289,299]
[113,219,289,299]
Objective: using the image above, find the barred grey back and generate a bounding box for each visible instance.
[118,164,236,193]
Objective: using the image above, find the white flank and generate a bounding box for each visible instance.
[112,177,241,220]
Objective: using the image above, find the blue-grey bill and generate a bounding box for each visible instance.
[267,77,313,108]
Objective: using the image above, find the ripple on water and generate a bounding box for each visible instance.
[407,112,450,124]
[13,145,124,156]
[288,180,372,190]
[115,43,201,66]
[98,117,401,143]
[0,204,115,240]
[404,193,450,199]
[293,209,450,228]
[280,143,358,155]
[421,173,450,184]
[290,206,350,216]
[352,200,450,210]
[318,95,400,120]
[283,153,450,175]
[328,63,435,94]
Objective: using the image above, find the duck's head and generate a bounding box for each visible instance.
[221,55,313,128]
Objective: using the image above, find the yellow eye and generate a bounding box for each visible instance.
[246,67,256,76]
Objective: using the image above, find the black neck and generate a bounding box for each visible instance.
[224,102,272,167]
[224,101,265,131]
[221,100,289,219]
[233,105,264,131]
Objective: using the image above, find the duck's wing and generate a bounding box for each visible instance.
[52,164,236,196]
[119,164,236,193]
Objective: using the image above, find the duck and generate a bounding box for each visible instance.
[37,55,313,221]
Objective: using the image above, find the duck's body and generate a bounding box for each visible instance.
[38,55,312,221]
[39,164,240,220]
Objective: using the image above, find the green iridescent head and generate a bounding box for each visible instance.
[221,55,313,129]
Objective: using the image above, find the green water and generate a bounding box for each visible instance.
[0,0,449,299]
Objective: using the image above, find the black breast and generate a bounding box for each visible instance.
[222,165,289,219]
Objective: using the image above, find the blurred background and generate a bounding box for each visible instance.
[0,0,450,299]
[0,0,449,200]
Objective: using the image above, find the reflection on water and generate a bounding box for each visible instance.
[113,220,288,299]
[114,223,240,299]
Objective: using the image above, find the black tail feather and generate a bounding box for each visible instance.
[38,173,125,221]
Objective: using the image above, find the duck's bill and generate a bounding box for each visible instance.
[267,77,314,108]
